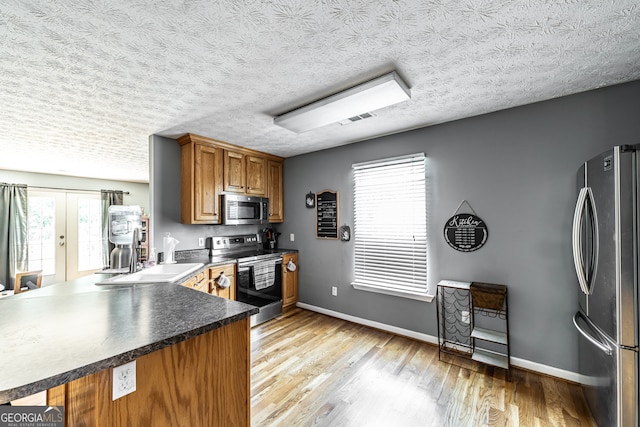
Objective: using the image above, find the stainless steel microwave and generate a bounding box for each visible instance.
[221,194,269,225]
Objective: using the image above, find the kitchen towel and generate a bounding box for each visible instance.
[253,261,276,290]
[286,259,297,272]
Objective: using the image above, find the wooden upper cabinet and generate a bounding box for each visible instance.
[267,159,284,223]
[224,150,246,193]
[179,139,223,224]
[246,155,267,196]
[178,134,282,223]
[224,150,267,196]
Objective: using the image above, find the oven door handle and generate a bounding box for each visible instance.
[237,259,283,270]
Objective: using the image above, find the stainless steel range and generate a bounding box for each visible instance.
[211,234,283,326]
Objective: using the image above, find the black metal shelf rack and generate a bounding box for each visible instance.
[437,280,510,374]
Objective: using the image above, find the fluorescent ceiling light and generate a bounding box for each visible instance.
[274,71,411,133]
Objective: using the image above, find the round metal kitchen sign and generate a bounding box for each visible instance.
[444,213,488,252]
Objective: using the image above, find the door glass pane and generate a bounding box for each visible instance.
[77,198,103,271]
[28,196,56,275]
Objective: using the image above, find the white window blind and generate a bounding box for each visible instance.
[352,153,427,297]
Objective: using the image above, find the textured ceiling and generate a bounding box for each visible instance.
[1,0,639,183]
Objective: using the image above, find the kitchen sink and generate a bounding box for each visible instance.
[95,263,204,285]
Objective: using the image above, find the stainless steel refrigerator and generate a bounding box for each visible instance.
[572,145,638,427]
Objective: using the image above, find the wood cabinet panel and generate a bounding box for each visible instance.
[182,270,210,294]
[246,155,266,196]
[210,264,236,300]
[267,159,284,223]
[224,150,246,193]
[46,320,251,426]
[225,151,267,196]
[282,253,298,309]
[182,276,197,289]
[180,141,223,224]
[178,134,283,223]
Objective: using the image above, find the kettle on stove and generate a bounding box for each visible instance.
[262,228,280,250]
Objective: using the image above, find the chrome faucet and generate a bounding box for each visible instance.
[130,227,140,273]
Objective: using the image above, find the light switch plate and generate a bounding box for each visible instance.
[113,360,136,400]
[290,233,295,242]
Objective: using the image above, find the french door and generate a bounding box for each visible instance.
[27,190,103,285]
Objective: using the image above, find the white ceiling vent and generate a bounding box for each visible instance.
[339,112,376,126]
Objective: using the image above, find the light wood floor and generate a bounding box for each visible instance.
[250,308,595,427]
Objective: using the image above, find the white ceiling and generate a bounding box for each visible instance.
[1,0,639,183]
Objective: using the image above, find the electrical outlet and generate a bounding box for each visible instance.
[198,237,205,247]
[290,233,295,242]
[113,361,136,400]
[332,286,337,296]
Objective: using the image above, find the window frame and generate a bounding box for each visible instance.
[350,153,432,302]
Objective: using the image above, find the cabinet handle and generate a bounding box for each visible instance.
[248,187,252,190]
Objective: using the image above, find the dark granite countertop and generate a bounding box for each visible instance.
[0,274,258,403]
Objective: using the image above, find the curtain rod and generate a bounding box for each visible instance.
[28,186,130,195]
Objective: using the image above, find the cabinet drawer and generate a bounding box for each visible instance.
[182,277,197,289]
[209,264,235,279]
[194,278,209,293]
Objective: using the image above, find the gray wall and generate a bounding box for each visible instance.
[149,135,263,255]
[278,80,640,372]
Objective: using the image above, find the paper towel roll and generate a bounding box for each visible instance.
[216,273,230,289]
[286,260,297,272]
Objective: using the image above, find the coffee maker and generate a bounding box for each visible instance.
[262,228,280,250]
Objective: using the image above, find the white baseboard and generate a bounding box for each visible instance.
[296,302,580,383]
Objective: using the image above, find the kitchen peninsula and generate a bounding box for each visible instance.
[0,275,257,426]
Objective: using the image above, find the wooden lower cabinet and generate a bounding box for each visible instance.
[182,265,235,300]
[282,253,298,309]
[182,270,209,293]
[210,264,236,300]
[47,319,250,427]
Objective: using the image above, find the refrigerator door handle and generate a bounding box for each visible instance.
[573,311,613,356]
[572,187,599,295]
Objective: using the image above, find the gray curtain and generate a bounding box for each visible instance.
[101,190,124,269]
[0,183,28,290]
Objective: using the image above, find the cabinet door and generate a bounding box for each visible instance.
[282,253,298,309]
[181,143,222,224]
[246,155,267,196]
[224,150,246,193]
[267,160,284,223]
[195,144,223,222]
[210,264,236,300]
